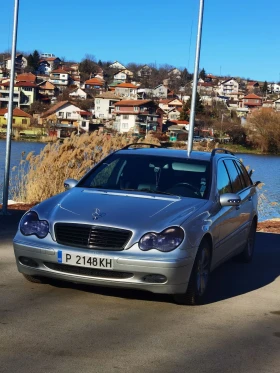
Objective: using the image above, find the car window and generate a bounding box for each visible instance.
[217,161,232,194]
[224,159,243,193]
[236,161,252,188]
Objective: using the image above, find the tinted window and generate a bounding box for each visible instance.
[224,159,243,193]
[237,161,252,187]
[217,161,232,194]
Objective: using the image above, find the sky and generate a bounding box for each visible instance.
[1,0,280,82]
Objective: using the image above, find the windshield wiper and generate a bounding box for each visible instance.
[122,188,176,196]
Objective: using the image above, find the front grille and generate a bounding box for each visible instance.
[54,223,132,251]
[44,262,133,279]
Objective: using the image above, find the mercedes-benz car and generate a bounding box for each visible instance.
[13,144,258,305]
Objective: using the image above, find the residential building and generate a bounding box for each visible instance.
[0,82,20,108]
[137,65,152,78]
[114,83,138,99]
[94,92,121,119]
[274,98,280,111]
[0,107,32,128]
[40,101,91,132]
[69,87,87,100]
[37,57,61,75]
[113,99,162,133]
[38,81,59,103]
[167,107,182,121]
[153,84,168,99]
[241,93,262,110]
[16,73,36,83]
[168,68,181,78]
[84,77,105,92]
[49,68,70,90]
[40,53,56,59]
[197,82,214,95]
[16,81,38,109]
[218,78,239,95]
[4,54,27,74]
[247,81,260,92]
[268,83,280,94]
[113,69,133,83]
[108,61,126,70]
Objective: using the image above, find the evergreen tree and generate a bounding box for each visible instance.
[179,102,190,121]
[27,50,40,72]
[199,68,206,81]
[262,81,268,93]
[186,92,204,115]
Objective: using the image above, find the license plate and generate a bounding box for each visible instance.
[57,251,113,269]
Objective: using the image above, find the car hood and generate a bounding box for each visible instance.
[34,188,207,232]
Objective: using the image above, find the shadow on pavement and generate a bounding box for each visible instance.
[0,209,26,240]
[46,232,280,305]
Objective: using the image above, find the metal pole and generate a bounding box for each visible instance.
[187,0,204,157]
[1,0,20,214]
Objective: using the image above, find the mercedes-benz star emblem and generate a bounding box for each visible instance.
[92,208,106,220]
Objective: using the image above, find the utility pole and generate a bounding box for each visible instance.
[187,0,205,156]
[1,0,19,215]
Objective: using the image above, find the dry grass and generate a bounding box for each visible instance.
[11,132,160,203]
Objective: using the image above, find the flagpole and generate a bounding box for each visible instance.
[1,0,20,214]
[187,0,204,156]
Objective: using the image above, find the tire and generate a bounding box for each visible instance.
[173,240,211,305]
[22,273,44,284]
[236,220,257,263]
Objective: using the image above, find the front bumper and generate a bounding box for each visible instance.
[13,239,194,295]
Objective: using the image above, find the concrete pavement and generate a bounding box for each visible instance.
[0,210,280,373]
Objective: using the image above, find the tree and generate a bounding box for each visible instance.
[27,50,40,72]
[79,54,99,81]
[262,81,268,94]
[179,102,190,121]
[199,68,206,81]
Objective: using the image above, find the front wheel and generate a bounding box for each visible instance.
[173,240,211,305]
[236,220,257,263]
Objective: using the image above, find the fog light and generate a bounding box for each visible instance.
[19,256,38,268]
[143,274,167,283]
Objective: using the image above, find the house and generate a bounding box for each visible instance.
[262,100,274,109]
[94,92,121,119]
[167,107,182,121]
[218,78,239,96]
[247,81,260,92]
[197,82,214,95]
[274,98,280,111]
[108,61,126,70]
[0,80,37,109]
[114,82,138,99]
[84,77,105,92]
[268,83,280,94]
[168,68,181,78]
[153,84,168,99]
[38,81,58,103]
[158,99,183,121]
[4,54,27,74]
[40,101,91,133]
[0,81,20,108]
[49,68,70,91]
[16,73,36,83]
[113,69,133,83]
[242,93,262,110]
[113,100,162,133]
[0,107,32,128]
[137,65,152,78]
[37,57,61,75]
[69,87,87,100]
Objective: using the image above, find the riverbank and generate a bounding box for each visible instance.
[1,202,279,234]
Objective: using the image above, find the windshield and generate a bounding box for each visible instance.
[78,154,211,199]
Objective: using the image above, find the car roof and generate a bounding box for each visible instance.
[116,147,237,162]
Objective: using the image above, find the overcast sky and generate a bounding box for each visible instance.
[1,0,280,82]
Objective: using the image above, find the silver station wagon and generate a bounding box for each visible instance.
[13,145,258,305]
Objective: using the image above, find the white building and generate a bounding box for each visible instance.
[108,61,126,70]
[94,92,121,119]
[69,88,87,100]
[218,78,239,96]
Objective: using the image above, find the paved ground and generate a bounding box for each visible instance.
[0,210,280,373]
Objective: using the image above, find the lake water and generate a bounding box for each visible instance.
[0,139,279,221]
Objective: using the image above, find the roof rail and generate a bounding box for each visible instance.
[211,148,235,157]
[121,143,161,150]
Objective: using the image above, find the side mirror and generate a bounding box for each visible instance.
[64,178,78,190]
[220,193,241,207]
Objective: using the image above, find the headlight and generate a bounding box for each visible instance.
[20,211,49,238]
[139,227,184,252]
